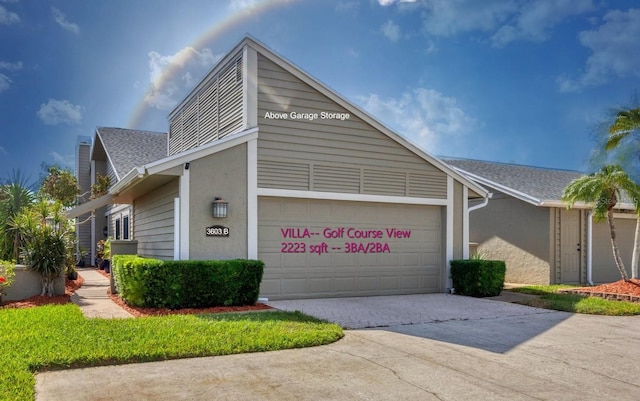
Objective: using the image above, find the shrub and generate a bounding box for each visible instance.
[0,260,15,300]
[450,259,506,297]
[112,255,264,308]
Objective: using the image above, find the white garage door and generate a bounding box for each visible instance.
[258,197,443,300]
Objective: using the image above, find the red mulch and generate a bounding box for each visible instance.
[1,275,85,309]
[108,293,272,317]
[568,279,640,297]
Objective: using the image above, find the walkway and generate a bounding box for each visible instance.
[70,268,132,318]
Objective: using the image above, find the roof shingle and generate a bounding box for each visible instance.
[96,127,167,180]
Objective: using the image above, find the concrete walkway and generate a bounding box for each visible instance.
[70,268,132,318]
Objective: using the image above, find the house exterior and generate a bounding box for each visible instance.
[445,158,636,285]
[71,36,489,300]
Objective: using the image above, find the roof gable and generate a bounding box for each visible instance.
[93,127,168,181]
[443,158,634,209]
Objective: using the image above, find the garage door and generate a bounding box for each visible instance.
[258,197,443,300]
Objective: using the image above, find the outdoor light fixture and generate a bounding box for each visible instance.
[103,226,108,237]
[212,197,228,218]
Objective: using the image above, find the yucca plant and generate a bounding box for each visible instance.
[12,199,71,296]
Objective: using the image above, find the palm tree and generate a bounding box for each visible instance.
[0,170,36,262]
[605,107,640,150]
[605,107,640,279]
[562,165,638,281]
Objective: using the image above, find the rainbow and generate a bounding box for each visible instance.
[127,0,295,129]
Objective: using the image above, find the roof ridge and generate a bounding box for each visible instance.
[442,156,585,174]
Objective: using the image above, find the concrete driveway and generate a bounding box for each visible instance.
[36,295,640,400]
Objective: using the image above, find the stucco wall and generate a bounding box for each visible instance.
[3,265,65,301]
[592,217,634,283]
[188,143,248,260]
[470,194,551,284]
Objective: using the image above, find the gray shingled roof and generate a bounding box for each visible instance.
[443,158,584,203]
[96,127,167,180]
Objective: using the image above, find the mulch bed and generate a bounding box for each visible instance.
[95,268,271,317]
[1,275,85,309]
[558,278,640,303]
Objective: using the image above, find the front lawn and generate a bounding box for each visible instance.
[0,304,343,401]
[508,285,640,315]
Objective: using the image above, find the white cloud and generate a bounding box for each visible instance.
[144,47,222,110]
[51,7,79,34]
[50,151,74,167]
[378,0,416,6]
[382,20,401,42]
[37,99,83,125]
[380,0,594,47]
[0,60,22,71]
[558,8,640,92]
[356,88,477,154]
[491,0,595,47]
[229,0,257,11]
[0,5,19,25]
[0,73,11,92]
[336,1,359,12]
[419,0,518,37]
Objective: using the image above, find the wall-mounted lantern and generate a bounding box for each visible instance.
[103,226,108,237]
[212,197,228,218]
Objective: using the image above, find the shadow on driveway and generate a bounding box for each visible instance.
[268,294,571,353]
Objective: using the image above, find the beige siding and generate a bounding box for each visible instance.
[133,180,178,260]
[168,53,244,155]
[469,192,551,284]
[256,54,447,199]
[592,217,634,283]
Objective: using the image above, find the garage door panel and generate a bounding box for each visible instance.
[259,197,443,299]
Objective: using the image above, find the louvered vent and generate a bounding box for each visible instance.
[168,53,244,156]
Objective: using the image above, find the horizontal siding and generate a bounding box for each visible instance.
[256,54,447,199]
[133,180,178,260]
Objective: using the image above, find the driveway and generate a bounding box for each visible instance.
[36,295,640,400]
[266,293,554,328]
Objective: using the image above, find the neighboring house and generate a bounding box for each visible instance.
[70,36,489,300]
[75,127,167,264]
[445,158,637,285]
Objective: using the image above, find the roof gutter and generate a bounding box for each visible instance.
[109,166,146,196]
[469,193,491,212]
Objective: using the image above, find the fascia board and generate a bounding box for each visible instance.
[453,167,541,206]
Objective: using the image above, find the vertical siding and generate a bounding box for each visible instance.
[168,53,244,155]
[133,180,179,260]
[256,54,447,199]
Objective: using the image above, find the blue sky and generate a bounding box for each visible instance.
[1,0,639,184]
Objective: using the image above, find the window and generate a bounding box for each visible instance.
[115,218,121,240]
[123,215,129,240]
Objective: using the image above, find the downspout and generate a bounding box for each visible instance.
[587,210,594,285]
[468,195,490,212]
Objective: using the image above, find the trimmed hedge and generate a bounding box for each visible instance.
[450,259,506,297]
[112,255,264,308]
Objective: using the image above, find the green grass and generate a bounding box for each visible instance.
[0,305,343,401]
[508,285,640,316]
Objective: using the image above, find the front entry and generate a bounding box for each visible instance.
[560,209,582,284]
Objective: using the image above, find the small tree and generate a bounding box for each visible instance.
[39,166,80,207]
[90,173,110,199]
[12,199,71,296]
